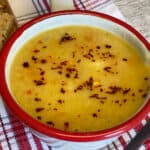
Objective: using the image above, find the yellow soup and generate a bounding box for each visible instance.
[10,26,150,132]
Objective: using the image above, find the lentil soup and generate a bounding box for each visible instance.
[9,26,150,132]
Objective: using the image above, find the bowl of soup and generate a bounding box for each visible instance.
[0,10,150,148]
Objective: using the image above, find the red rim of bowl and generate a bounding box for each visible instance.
[0,10,150,142]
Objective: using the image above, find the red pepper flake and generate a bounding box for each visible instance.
[34,97,41,102]
[59,33,76,44]
[41,77,44,81]
[37,116,42,120]
[109,54,114,58]
[53,108,58,111]
[58,71,62,74]
[43,46,47,48]
[33,49,40,53]
[100,88,103,92]
[46,121,55,127]
[60,88,66,94]
[106,86,122,94]
[22,62,29,68]
[57,99,64,104]
[40,59,47,64]
[96,45,101,49]
[97,109,101,112]
[144,77,148,80]
[105,44,112,48]
[74,85,83,92]
[92,113,98,118]
[142,93,147,98]
[123,88,131,94]
[132,93,135,96]
[88,52,93,58]
[32,56,38,62]
[115,100,119,103]
[35,108,44,112]
[64,122,69,127]
[66,73,70,78]
[40,71,45,75]
[66,67,76,73]
[123,99,127,103]
[83,54,91,60]
[104,66,112,72]
[60,61,68,66]
[89,94,107,100]
[122,58,128,61]
[77,85,83,90]
[74,89,77,93]
[74,72,79,79]
[86,77,94,90]
[33,80,45,86]
[103,66,112,72]
[77,59,81,63]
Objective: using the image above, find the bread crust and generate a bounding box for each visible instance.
[0,0,17,50]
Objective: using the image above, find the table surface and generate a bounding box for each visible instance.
[114,0,150,42]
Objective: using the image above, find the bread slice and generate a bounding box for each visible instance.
[0,13,16,50]
[0,0,17,50]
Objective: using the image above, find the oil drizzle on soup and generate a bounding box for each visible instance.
[10,26,150,132]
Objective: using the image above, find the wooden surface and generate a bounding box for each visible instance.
[114,0,150,42]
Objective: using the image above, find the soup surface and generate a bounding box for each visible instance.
[10,25,150,132]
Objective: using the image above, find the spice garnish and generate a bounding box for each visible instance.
[106,86,122,94]
[46,121,55,127]
[104,66,112,73]
[35,108,44,112]
[57,99,64,104]
[105,44,112,48]
[33,49,40,53]
[96,45,101,49]
[32,56,38,62]
[34,97,41,101]
[37,116,42,120]
[60,88,66,94]
[66,73,70,78]
[77,59,81,63]
[142,93,147,98]
[40,59,47,64]
[33,80,45,86]
[60,61,68,66]
[59,33,76,44]
[144,77,148,80]
[122,88,130,94]
[89,94,107,100]
[122,58,128,61]
[64,122,69,128]
[22,62,29,68]
[92,113,98,118]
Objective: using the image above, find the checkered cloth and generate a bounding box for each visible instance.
[0,0,150,149]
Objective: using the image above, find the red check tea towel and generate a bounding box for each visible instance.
[0,0,150,149]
